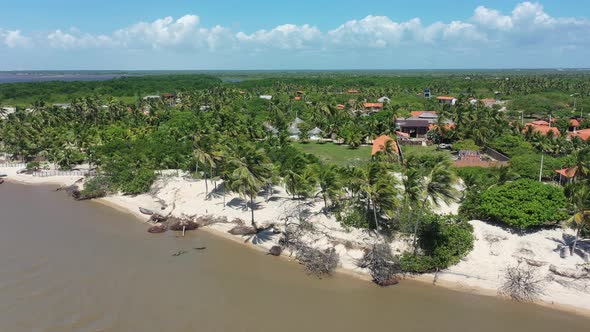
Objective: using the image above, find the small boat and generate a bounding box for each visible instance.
[0,179,4,184]
[0,173,7,178]
[139,207,154,216]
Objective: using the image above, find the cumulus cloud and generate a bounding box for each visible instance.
[1,1,590,59]
[0,29,30,48]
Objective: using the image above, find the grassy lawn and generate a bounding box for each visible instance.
[294,142,372,166]
[293,142,453,167]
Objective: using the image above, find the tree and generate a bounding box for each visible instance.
[478,179,569,229]
[315,164,342,209]
[564,183,590,256]
[412,159,458,254]
[226,143,273,229]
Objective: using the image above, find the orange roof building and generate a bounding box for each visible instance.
[371,135,399,156]
[347,89,359,94]
[336,104,346,110]
[364,102,384,109]
[525,124,560,136]
[569,128,590,140]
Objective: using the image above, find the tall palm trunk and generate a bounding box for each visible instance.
[372,198,379,231]
[571,229,580,256]
[412,196,429,255]
[250,194,258,230]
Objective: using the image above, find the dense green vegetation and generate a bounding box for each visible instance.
[1,71,590,276]
[477,179,569,229]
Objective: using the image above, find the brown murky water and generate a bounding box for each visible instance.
[0,182,588,332]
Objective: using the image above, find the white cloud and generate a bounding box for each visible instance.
[1,29,30,48]
[236,24,321,49]
[1,1,590,63]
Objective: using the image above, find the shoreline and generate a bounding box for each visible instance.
[3,170,590,318]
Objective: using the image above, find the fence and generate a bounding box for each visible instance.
[484,147,510,162]
[31,170,95,177]
[0,163,26,168]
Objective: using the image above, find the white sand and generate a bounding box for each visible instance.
[3,167,589,315]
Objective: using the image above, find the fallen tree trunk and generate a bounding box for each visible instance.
[549,265,589,280]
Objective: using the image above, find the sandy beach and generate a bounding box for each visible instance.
[2,166,589,316]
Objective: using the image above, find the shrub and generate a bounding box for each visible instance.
[499,263,544,302]
[358,243,401,286]
[79,176,114,199]
[453,139,480,152]
[478,179,568,229]
[26,161,40,170]
[118,167,157,195]
[400,215,474,273]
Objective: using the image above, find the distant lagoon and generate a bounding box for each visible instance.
[0,72,135,84]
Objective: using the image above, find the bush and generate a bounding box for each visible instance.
[453,139,480,152]
[400,215,474,273]
[478,179,568,229]
[79,176,114,199]
[118,167,157,195]
[358,243,401,286]
[26,161,40,170]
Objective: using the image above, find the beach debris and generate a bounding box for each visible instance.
[0,178,4,184]
[228,225,257,236]
[172,250,187,257]
[139,207,154,216]
[499,262,545,302]
[148,225,167,234]
[548,265,590,280]
[357,243,401,287]
[513,255,547,267]
[195,215,229,227]
[193,247,207,251]
[296,246,339,277]
[268,246,282,256]
[168,217,199,231]
[150,213,168,223]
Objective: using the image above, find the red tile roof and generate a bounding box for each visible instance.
[531,120,550,126]
[336,104,345,110]
[364,102,383,109]
[526,124,560,136]
[437,96,455,100]
[396,131,410,138]
[555,167,578,178]
[371,135,399,156]
[347,89,359,94]
[569,128,590,140]
[411,110,437,117]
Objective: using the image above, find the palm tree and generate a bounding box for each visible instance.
[564,183,590,256]
[227,144,273,229]
[412,160,458,254]
[193,137,215,199]
[315,164,342,209]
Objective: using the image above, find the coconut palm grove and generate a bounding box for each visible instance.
[1,70,590,307]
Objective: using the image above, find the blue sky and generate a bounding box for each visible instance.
[1,0,589,69]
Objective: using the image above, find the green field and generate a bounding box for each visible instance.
[293,142,372,166]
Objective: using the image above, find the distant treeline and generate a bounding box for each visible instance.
[0,74,222,104]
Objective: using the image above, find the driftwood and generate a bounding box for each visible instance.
[195,215,229,227]
[513,255,547,267]
[168,217,200,231]
[148,225,167,233]
[296,246,339,277]
[357,243,401,287]
[228,225,257,236]
[548,265,590,280]
[499,263,544,302]
[150,213,168,223]
[268,246,283,256]
[139,207,154,216]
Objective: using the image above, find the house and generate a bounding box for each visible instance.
[410,111,438,124]
[371,135,400,157]
[437,96,457,105]
[260,95,273,100]
[377,96,390,103]
[363,103,383,112]
[309,127,323,140]
[481,98,498,108]
[555,167,578,184]
[143,95,160,100]
[395,119,430,138]
[525,122,560,136]
[288,118,304,138]
[336,104,346,110]
[569,128,590,141]
[347,89,359,94]
[161,93,176,99]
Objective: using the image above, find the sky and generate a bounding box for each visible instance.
[1,0,589,70]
